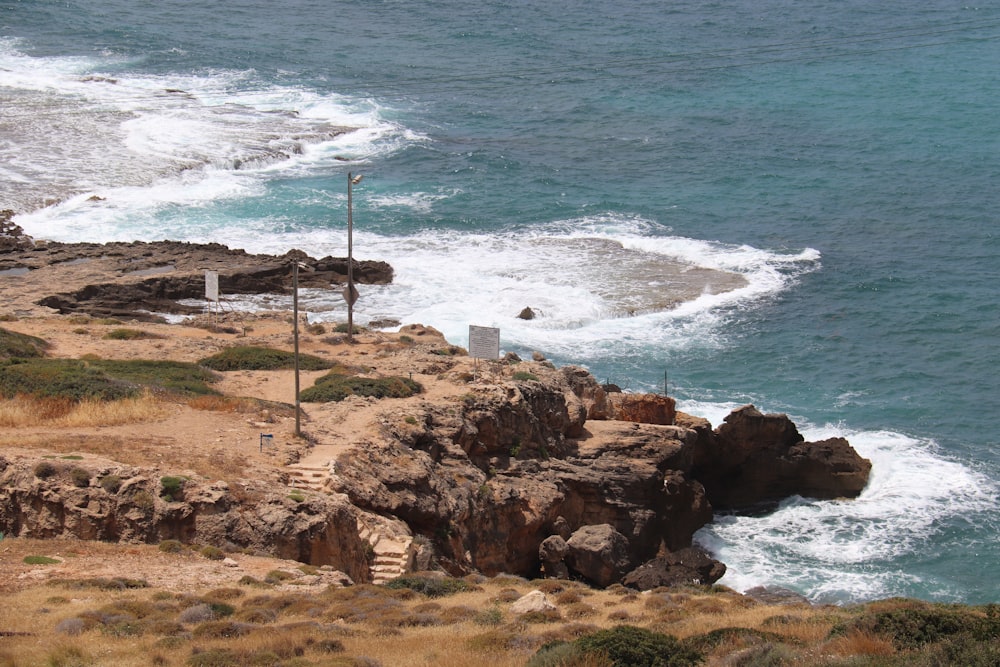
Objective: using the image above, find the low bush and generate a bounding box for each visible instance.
[0,327,49,359]
[104,328,164,340]
[33,460,58,478]
[159,540,184,554]
[198,346,333,371]
[570,625,702,667]
[831,601,1000,649]
[301,372,421,403]
[100,475,122,493]
[200,546,225,561]
[160,475,185,501]
[69,466,91,487]
[384,574,476,598]
[0,358,139,402]
[24,555,60,565]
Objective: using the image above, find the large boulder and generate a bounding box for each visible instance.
[608,392,676,425]
[565,524,632,587]
[689,405,871,510]
[622,547,727,590]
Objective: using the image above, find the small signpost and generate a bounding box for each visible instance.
[205,270,219,302]
[260,433,273,452]
[469,325,500,360]
[205,270,219,325]
[469,325,500,381]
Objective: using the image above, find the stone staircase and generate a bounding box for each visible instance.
[359,523,415,585]
[286,463,333,493]
[286,457,415,585]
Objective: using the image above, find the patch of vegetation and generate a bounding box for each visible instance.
[100,474,122,493]
[51,576,150,590]
[384,575,477,598]
[198,345,334,371]
[0,358,140,401]
[159,540,184,554]
[33,460,58,478]
[513,371,540,382]
[332,322,366,335]
[0,326,49,359]
[553,625,703,667]
[200,546,225,561]
[160,475,185,501]
[69,466,91,487]
[288,490,306,503]
[300,371,422,403]
[91,358,220,395]
[24,555,60,565]
[831,600,1000,650]
[104,327,165,340]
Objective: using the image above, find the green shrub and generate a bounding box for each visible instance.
[33,461,58,479]
[288,490,306,503]
[831,602,1000,649]
[300,372,421,403]
[100,475,122,493]
[200,546,225,561]
[570,625,702,667]
[104,328,164,340]
[186,648,239,667]
[1,357,215,401]
[527,641,608,667]
[473,606,503,627]
[159,540,184,554]
[160,476,185,500]
[513,371,540,382]
[198,346,333,371]
[264,570,295,584]
[384,575,475,598]
[0,327,49,359]
[69,467,91,488]
[24,555,60,565]
[0,358,139,402]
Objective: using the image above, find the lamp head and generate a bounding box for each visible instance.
[349,173,364,185]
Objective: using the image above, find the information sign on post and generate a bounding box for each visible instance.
[205,270,219,302]
[468,325,500,360]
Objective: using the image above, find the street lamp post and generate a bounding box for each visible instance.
[293,261,301,437]
[346,172,363,342]
[292,260,314,438]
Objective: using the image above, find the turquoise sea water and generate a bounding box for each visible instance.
[3,0,999,604]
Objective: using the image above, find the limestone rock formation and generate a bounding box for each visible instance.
[688,404,872,510]
[0,455,371,583]
[622,546,727,590]
[0,239,393,320]
[332,375,712,582]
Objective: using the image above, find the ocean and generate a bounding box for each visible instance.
[2,0,998,605]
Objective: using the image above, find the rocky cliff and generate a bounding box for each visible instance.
[0,352,872,590]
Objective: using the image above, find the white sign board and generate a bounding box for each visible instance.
[205,270,219,302]
[468,325,500,360]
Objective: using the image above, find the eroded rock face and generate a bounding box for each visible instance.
[689,405,872,510]
[623,546,727,590]
[0,458,371,583]
[334,376,711,582]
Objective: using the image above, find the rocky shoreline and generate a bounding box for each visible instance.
[0,224,873,592]
[0,210,393,320]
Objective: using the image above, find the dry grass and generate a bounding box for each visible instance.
[0,392,167,428]
[0,538,992,667]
